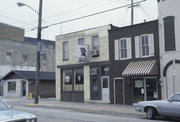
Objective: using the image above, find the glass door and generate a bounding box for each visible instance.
[146,78,158,101]
[101,76,109,101]
[133,78,144,103]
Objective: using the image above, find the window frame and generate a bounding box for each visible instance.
[92,35,99,50]
[119,38,128,59]
[140,34,150,57]
[8,81,16,92]
[78,38,85,45]
[62,41,69,61]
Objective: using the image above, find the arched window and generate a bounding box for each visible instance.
[163,16,176,51]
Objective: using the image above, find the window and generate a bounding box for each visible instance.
[62,41,69,60]
[78,38,85,45]
[63,70,73,91]
[114,38,131,60]
[74,68,84,91]
[140,35,149,56]
[22,54,28,64]
[164,16,176,51]
[41,54,47,65]
[170,94,180,102]
[6,52,12,61]
[75,69,84,85]
[92,35,99,50]
[119,39,127,58]
[135,34,154,58]
[8,81,16,92]
[62,69,84,91]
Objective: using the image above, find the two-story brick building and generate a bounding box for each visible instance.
[56,25,117,102]
[108,20,161,105]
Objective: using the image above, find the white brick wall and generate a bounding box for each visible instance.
[158,0,180,99]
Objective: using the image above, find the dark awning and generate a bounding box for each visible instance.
[122,60,158,76]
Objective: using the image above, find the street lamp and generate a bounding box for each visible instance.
[17,0,43,104]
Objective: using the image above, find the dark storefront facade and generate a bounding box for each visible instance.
[59,62,110,103]
[60,66,84,102]
[109,20,161,105]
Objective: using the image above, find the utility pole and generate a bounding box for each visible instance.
[128,0,146,25]
[131,0,134,25]
[34,0,43,104]
[172,59,176,94]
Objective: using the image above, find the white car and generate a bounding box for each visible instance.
[0,99,37,122]
[136,93,180,119]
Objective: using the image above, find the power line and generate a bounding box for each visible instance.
[42,0,146,29]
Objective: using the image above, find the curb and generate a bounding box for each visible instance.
[25,103,144,118]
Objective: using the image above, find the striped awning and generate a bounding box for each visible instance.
[122,60,157,76]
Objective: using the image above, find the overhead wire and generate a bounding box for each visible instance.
[40,0,146,29]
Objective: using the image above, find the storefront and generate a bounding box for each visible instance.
[132,77,158,103]
[120,60,160,104]
[61,68,84,102]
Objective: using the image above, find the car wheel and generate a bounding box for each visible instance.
[146,107,156,120]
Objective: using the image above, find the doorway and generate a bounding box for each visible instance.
[133,77,158,103]
[101,76,109,101]
[22,81,26,97]
[114,78,124,104]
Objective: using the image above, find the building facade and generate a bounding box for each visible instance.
[1,70,55,98]
[109,21,161,105]
[0,23,55,97]
[56,25,116,102]
[158,0,180,99]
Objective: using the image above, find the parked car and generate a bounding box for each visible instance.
[135,93,180,119]
[0,99,37,122]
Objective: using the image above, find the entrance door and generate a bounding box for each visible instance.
[133,78,144,103]
[114,78,124,104]
[101,76,109,101]
[146,78,158,100]
[22,81,26,97]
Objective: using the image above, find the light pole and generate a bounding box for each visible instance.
[17,0,43,104]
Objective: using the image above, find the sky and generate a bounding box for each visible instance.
[0,0,158,41]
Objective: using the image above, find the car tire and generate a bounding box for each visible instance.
[146,107,156,120]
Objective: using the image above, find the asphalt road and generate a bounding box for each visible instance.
[14,106,173,122]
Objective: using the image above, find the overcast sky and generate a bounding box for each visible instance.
[0,0,158,40]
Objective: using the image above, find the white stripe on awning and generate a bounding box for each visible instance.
[122,60,157,76]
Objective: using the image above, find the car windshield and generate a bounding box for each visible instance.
[0,100,10,111]
[169,94,180,102]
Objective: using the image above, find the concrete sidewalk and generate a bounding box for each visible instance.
[3,98,144,117]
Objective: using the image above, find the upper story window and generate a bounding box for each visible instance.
[92,35,99,50]
[78,38,85,45]
[41,54,47,65]
[164,16,176,52]
[6,51,12,61]
[135,34,154,58]
[114,38,132,60]
[140,35,149,56]
[62,41,69,61]
[22,54,28,64]
[120,39,127,59]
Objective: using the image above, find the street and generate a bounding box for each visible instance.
[14,106,173,122]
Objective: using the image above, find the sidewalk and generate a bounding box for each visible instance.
[3,98,144,117]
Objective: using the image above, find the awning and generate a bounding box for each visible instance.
[122,60,158,76]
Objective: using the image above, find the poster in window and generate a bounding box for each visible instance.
[77,45,89,62]
[64,75,71,84]
[76,75,83,84]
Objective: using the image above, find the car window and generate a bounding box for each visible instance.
[170,94,180,102]
[0,100,10,111]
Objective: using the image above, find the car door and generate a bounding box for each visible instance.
[160,94,180,117]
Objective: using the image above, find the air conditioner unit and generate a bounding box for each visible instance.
[78,57,87,62]
[90,68,98,75]
[91,50,99,57]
